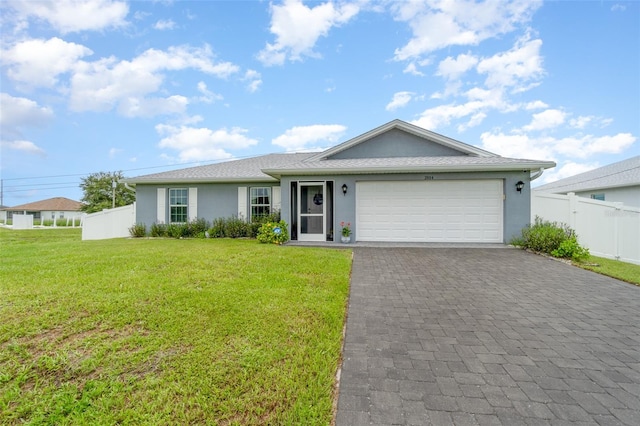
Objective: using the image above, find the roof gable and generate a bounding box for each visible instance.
[306,119,496,162]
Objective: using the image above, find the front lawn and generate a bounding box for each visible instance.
[579,255,640,286]
[0,228,352,425]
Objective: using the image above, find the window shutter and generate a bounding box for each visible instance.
[156,188,166,223]
[188,187,198,221]
[238,187,247,220]
[272,186,281,212]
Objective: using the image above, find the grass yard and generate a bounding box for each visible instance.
[579,255,640,286]
[0,228,352,425]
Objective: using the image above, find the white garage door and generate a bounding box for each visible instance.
[356,180,503,242]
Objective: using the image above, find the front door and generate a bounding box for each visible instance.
[298,182,325,242]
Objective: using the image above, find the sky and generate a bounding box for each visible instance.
[1,0,638,207]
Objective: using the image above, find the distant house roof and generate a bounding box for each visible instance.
[535,156,640,193]
[4,197,83,212]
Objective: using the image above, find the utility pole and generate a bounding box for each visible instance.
[0,179,3,206]
[112,180,116,209]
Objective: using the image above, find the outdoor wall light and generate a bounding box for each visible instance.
[515,181,525,193]
[342,183,348,196]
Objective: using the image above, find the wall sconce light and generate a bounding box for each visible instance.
[515,181,525,193]
[342,183,348,196]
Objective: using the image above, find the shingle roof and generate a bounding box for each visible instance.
[263,156,555,177]
[125,153,316,183]
[535,156,640,193]
[4,197,82,212]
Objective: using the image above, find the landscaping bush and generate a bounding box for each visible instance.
[224,216,250,238]
[209,218,226,238]
[551,237,590,262]
[257,220,289,245]
[129,223,147,238]
[150,222,167,237]
[512,216,589,261]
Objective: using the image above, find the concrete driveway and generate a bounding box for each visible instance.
[335,247,640,426]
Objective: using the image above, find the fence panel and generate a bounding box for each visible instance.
[532,193,640,265]
[82,203,136,240]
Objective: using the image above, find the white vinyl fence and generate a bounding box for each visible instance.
[532,192,640,265]
[82,203,136,240]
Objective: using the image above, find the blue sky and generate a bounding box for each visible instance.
[1,0,638,206]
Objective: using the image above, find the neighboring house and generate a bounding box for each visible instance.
[2,197,83,222]
[125,120,555,243]
[534,156,640,207]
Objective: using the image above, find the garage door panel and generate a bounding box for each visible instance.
[356,180,503,243]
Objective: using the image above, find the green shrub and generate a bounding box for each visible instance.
[225,216,250,238]
[208,218,226,238]
[512,216,572,253]
[167,223,187,239]
[257,220,289,245]
[187,218,209,237]
[150,223,167,237]
[551,237,590,261]
[129,223,147,238]
[512,216,589,262]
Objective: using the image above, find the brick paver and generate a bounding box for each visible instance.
[335,248,640,425]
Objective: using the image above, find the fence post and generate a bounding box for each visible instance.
[613,202,623,260]
[568,192,578,231]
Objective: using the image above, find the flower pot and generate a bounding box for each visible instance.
[341,235,351,244]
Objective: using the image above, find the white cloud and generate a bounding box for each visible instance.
[403,62,425,76]
[540,161,600,185]
[480,130,636,161]
[243,70,262,93]
[156,124,258,162]
[386,91,414,111]
[525,100,548,110]
[154,19,176,30]
[0,93,53,140]
[8,0,129,34]
[69,44,239,116]
[257,0,360,66]
[522,109,566,131]
[272,124,347,151]
[195,82,223,104]
[611,4,626,12]
[1,140,46,157]
[392,0,542,60]
[109,147,122,158]
[2,37,93,88]
[477,35,544,91]
[436,53,478,79]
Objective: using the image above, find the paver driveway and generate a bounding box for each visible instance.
[335,247,640,426]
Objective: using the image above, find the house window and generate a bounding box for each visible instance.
[169,188,188,223]
[250,187,271,219]
[590,193,605,201]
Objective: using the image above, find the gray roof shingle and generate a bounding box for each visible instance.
[535,156,640,193]
[125,153,316,183]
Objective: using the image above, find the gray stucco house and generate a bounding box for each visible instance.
[534,155,639,208]
[125,120,555,243]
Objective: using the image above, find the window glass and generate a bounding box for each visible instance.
[170,188,188,223]
[590,193,605,201]
[250,187,271,219]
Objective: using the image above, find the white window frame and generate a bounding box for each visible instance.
[169,188,188,223]
[250,187,271,220]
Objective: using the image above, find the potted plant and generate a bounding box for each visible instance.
[340,221,351,243]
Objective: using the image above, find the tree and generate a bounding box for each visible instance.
[80,171,135,213]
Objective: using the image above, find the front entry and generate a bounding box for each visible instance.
[298,182,326,242]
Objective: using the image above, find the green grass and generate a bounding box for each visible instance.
[0,228,352,425]
[578,255,640,286]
